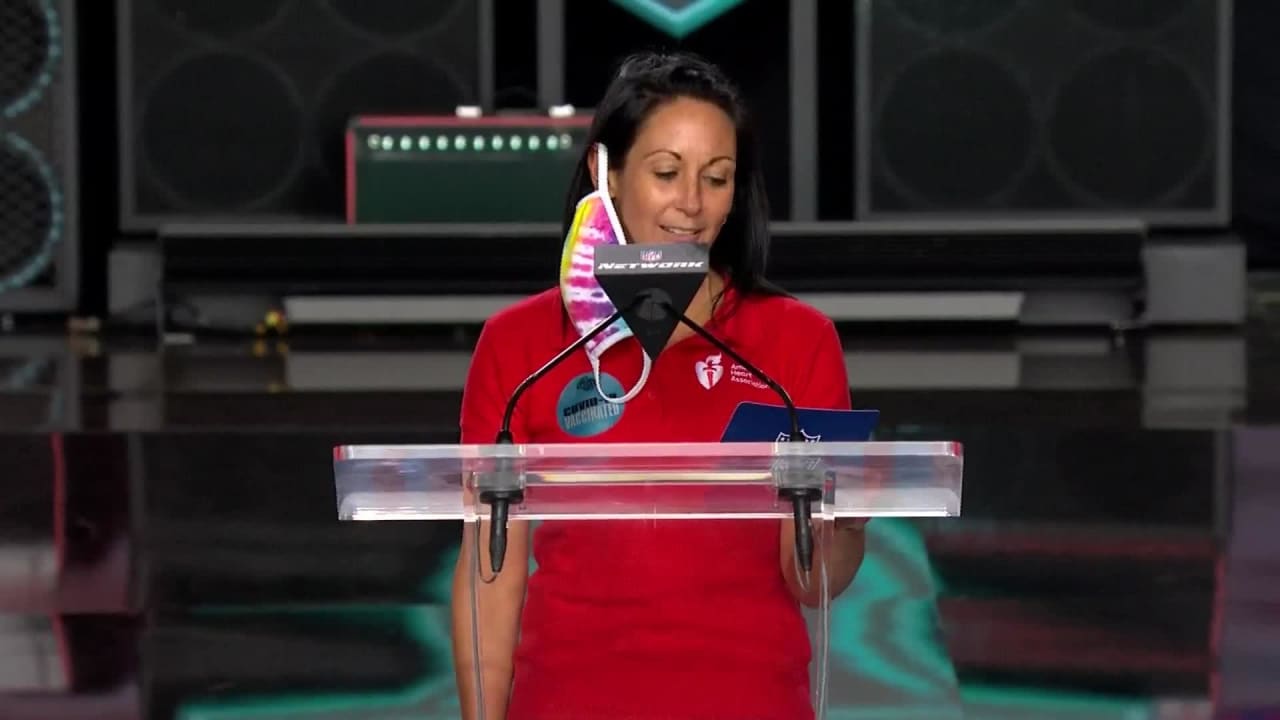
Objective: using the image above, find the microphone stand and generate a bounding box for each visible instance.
[483,292,824,576]
[481,307,625,575]
[660,298,823,575]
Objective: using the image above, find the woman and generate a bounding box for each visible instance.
[451,51,867,719]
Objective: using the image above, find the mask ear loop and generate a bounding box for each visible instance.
[582,142,646,405]
[595,144,628,247]
[592,353,651,404]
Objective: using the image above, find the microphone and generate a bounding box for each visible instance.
[593,242,823,575]
[482,306,624,575]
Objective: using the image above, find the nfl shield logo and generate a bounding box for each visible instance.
[775,429,822,442]
[640,249,662,262]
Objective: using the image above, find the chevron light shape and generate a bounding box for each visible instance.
[609,0,745,38]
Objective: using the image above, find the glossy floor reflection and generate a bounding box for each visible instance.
[0,315,1276,719]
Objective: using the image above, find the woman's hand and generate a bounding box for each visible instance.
[834,517,868,533]
[781,517,869,607]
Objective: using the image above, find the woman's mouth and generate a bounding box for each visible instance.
[660,225,703,241]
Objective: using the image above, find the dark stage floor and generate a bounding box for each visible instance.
[1,301,1278,719]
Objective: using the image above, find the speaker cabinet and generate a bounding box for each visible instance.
[856,0,1231,227]
[0,0,78,312]
[117,0,493,228]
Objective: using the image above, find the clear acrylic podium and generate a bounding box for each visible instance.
[334,440,963,719]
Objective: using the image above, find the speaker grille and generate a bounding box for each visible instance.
[857,0,1228,226]
[119,0,487,225]
[0,0,53,113]
[0,0,75,311]
[0,136,58,290]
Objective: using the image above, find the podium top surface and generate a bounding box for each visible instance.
[333,441,963,521]
[334,440,959,461]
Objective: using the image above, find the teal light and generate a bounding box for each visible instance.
[830,518,962,716]
[608,0,744,38]
[176,606,459,720]
[176,548,463,720]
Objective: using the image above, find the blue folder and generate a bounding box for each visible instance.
[719,401,879,443]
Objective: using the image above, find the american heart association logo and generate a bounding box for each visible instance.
[695,353,723,389]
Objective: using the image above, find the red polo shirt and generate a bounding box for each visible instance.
[460,284,851,720]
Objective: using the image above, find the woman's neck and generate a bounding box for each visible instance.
[665,272,725,348]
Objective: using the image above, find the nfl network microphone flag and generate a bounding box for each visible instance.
[594,241,708,361]
[720,402,880,443]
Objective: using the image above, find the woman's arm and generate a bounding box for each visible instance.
[450,316,532,719]
[452,518,530,720]
[777,315,867,606]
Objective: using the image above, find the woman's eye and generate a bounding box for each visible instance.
[654,170,677,181]
[705,176,728,187]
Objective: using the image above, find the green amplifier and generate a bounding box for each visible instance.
[345,113,593,224]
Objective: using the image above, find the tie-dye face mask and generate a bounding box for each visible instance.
[559,143,652,405]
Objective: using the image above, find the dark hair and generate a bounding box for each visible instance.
[562,51,783,298]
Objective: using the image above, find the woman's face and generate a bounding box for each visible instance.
[592,97,737,248]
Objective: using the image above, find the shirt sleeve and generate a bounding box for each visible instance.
[459,319,527,444]
[792,317,852,412]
